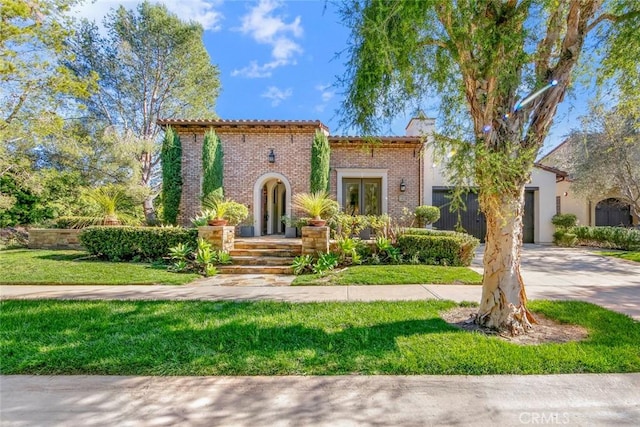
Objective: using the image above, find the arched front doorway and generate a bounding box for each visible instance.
[595,198,632,227]
[252,173,292,236]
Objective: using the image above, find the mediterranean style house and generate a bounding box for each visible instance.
[158,116,557,243]
[538,135,639,228]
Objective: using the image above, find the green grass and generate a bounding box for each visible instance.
[598,251,640,263]
[0,249,199,286]
[1,299,637,375]
[292,265,482,285]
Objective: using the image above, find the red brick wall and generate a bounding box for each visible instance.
[330,143,422,220]
[176,127,422,225]
[176,127,316,226]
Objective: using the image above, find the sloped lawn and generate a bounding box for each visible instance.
[0,249,198,286]
[1,299,638,375]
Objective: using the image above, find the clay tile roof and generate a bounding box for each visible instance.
[534,163,569,180]
[329,136,423,144]
[157,118,329,132]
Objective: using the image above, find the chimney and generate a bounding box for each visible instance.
[405,111,435,137]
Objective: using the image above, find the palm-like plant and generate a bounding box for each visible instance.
[292,191,335,220]
[82,186,140,226]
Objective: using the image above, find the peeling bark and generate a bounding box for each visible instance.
[477,186,536,335]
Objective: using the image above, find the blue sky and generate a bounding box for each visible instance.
[75,0,594,154]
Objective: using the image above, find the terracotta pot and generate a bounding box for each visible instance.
[308,219,326,227]
[208,219,228,226]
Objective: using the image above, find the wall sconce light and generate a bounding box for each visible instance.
[268,148,275,163]
[400,178,406,192]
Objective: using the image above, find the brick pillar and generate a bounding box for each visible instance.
[301,226,329,255]
[198,226,235,251]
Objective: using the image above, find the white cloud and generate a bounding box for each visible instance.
[231,59,292,79]
[233,0,303,78]
[314,83,335,112]
[72,0,223,31]
[262,86,292,106]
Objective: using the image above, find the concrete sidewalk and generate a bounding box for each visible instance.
[2,374,639,426]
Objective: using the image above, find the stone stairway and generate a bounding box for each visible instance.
[218,238,302,275]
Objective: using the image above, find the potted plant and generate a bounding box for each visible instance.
[281,215,298,238]
[238,214,255,237]
[292,191,336,227]
[207,201,230,226]
[202,196,249,227]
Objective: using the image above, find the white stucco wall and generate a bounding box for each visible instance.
[530,167,556,243]
[556,180,591,226]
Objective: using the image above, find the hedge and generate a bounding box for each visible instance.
[397,229,480,266]
[79,226,198,261]
[573,226,640,251]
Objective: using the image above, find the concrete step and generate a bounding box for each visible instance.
[234,240,302,250]
[229,249,301,257]
[218,265,294,275]
[231,256,295,266]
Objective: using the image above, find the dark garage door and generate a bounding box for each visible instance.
[595,198,632,227]
[432,190,535,243]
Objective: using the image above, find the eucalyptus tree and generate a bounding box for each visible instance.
[339,0,639,333]
[65,1,220,222]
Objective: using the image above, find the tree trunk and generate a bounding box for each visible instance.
[143,196,156,225]
[477,185,536,335]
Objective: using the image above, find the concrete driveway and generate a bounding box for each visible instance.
[472,245,640,319]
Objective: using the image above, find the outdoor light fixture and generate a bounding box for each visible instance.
[400,178,406,192]
[268,148,275,163]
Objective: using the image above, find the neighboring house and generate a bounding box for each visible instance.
[538,135,638,227]
[158,116,557,242]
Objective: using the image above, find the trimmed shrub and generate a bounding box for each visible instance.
[573,226,640,251]
[415,205,440,227]
[161,127,182,225]
[202,128,223,200]
[551,214,577,230]
[310,130,330,193]
[79,226,198,261]
[397,229,480,266]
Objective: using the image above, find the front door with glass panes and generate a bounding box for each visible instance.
[342,178,382,215]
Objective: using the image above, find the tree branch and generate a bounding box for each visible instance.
[587,10,640,32]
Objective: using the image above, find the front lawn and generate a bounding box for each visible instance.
[292,265,482,286]
[1,300,638,375]
[0,249,199,286]
[598,251,640,263]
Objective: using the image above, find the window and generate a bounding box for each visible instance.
[342,178,382,215]
[556,196,561,215]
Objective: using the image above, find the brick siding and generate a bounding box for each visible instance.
[173,123,423,226]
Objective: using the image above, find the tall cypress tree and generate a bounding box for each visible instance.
[161,127,182,224]
[310,130,330,193]
[202,128,224,200]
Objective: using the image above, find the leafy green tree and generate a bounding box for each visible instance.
[161,127,182,225]
[339,0,639,333]
[65,1,220,223]
[1,0,94,212]
[310,130,331,193]
[202,129,224,201]
[569,103,639,220]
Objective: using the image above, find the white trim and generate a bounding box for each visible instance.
[336,168,388,214]
[252,172,292,237]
